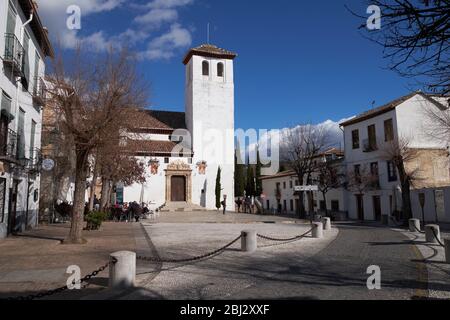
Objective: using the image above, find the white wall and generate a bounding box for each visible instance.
[0,0,46,233]
[185,54,235,209]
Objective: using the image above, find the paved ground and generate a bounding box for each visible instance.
[0,211,449,300]
[123,219,439,300]
[0,222,139,299]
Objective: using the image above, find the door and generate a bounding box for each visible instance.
[7,180,19,234]
[356,195,364,220]
[373,196,382,221]
[171,176,186,202]
[435,190,445,222]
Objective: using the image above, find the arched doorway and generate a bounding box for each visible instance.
[171,176,186,202]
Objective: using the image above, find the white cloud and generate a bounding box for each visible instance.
[35,0,194,60]
[140,24,192,60]
[134,8,178,26]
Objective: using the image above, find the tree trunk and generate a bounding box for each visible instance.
[65,149,89,244]
[88,160,99,212]
[322,191,328,217]
[100,177,111,211]
[398,162,413,220]
[298,191,306,218]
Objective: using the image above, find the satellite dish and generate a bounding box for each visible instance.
[42,158,55,171]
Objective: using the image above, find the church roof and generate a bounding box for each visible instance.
[127,140,192,156]
[183,44,237,65]
[135,110,186,132]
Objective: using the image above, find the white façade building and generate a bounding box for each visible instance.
[122,44,236,211]
[0,0,52,237]
[340,92,450,222]
[260,148,348,218]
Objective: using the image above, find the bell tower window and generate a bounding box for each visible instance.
[202,61,209,76]
[217,62,224,77]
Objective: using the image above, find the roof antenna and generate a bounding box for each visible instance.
[207,22,210,44]
[371,100,376,109]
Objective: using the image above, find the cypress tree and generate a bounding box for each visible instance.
[235,158,245,197]
[255,150,263,196]
[215,167,222,209]
[245,166,256,197]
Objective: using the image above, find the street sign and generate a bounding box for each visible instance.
[294,185,318,192]
[42,158,55,171]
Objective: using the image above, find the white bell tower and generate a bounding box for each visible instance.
[183,44,237,210]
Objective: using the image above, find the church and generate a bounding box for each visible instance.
[120,44,237,212]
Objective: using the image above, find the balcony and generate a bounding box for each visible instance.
[3,33,24,78]
[25,148,42,173]
[0,129,20,163]
[363,139,378,153]
[32,76,46,106]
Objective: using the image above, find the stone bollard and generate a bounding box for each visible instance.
[241,230,257,253]
[322,217,331,231]
[445,238,450,264]
[312,222,323,239]
[409,219,421,232]
[424,225,441,244]
[109,251,136,290]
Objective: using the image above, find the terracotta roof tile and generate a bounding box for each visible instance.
[183,44,237,64]
[126,140,191,155]
[135,110,186,131]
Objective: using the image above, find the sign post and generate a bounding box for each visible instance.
[418,193,425,227]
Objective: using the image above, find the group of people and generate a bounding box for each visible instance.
[235,197,256,214]
[112,202,150,222]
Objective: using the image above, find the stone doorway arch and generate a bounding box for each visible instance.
[165,160,192,204]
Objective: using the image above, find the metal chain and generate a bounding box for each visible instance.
[3,258,116,301]
[137,235,243,263]
[430,227,445,247]
[413,225,426,234]
[257,225,317,242]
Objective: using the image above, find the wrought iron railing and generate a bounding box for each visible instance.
[0,129,18,158]
[3,33,24,76]
[32,76,46,105]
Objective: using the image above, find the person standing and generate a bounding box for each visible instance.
[221,195,227,215]
[236,197,242,213]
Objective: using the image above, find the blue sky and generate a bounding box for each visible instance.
[37,0,416,131]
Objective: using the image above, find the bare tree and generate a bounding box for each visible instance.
[281,124,330,218]
[46,47,148,244]
[423,100,450,142]
[314,159,345,217]
[348,0,449,95]
[380,137,421,220]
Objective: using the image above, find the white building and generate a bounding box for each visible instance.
[260,148,348,218]
[0,0,52,237]
[340,92,450,222]
[122,44,236,211]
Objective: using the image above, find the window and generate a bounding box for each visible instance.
[290,199,294,211]
[387,161,397,182]
[367,124,377,150]
[17,108,25,159]
[217,62,224,77]
[202,61,209,76]
[370,162,379,177]
[331,200,339,212]
[22,31,30,89]
[283,200,287,211]
[354,164,361,183]
[384,119,394,142]
[266,200,270,210]
[30,120,36,160]
[319,200,326,211]
[0,114,8,156]
[6,1,16,35]
[283,181,286,189]
[164,157,169,164]
[289,180,293,188]
[352,130,360,149]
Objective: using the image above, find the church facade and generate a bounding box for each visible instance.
[122,44,236,211]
